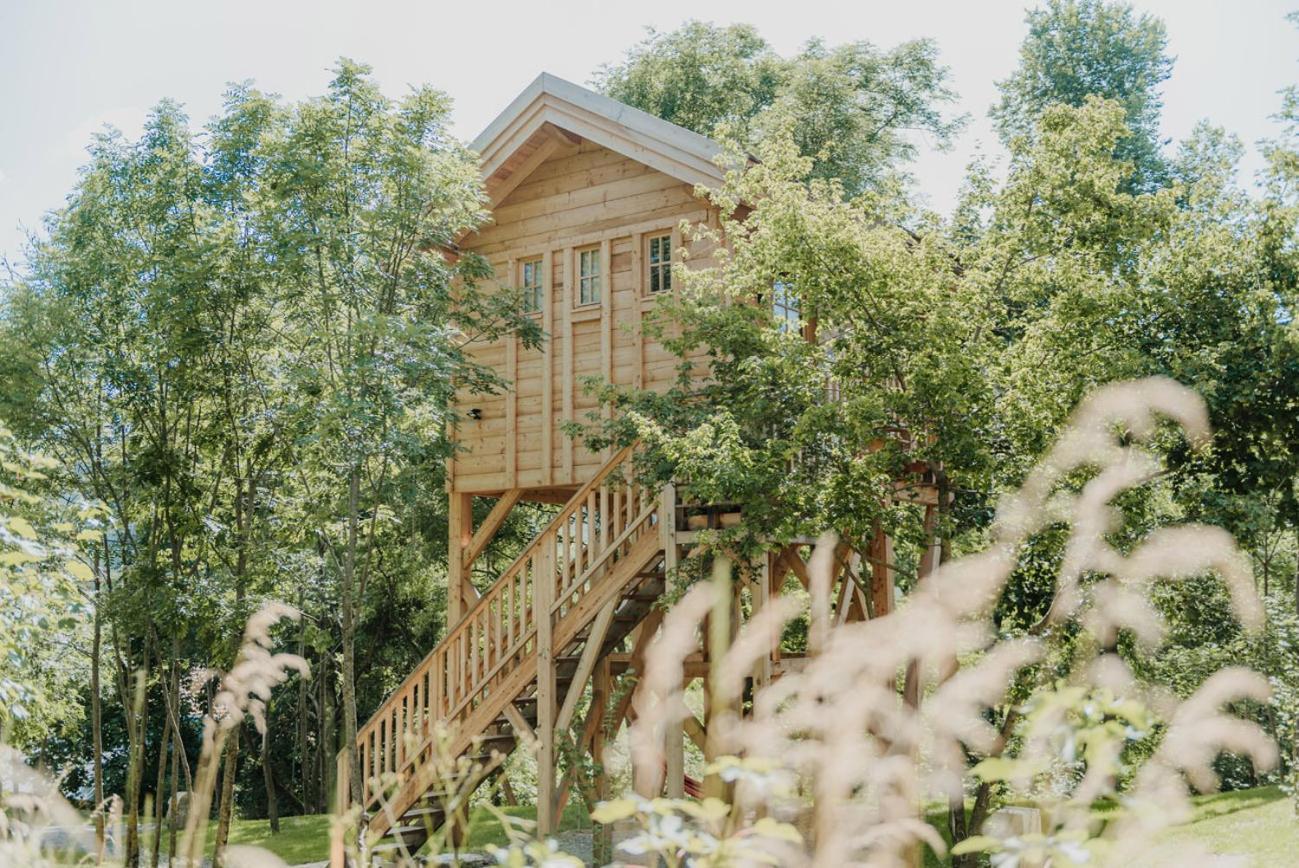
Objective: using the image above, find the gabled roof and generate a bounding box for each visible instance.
[471,73,733,207]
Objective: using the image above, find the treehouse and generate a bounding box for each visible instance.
[333,74,939,864]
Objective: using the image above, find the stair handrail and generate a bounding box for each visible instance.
[338,443,643,813]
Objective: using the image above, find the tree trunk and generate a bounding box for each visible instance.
[91,549,105,864]
[213,726,241,867]
[125,644,150,868]
[168,704,181,866]
[151,684,172,868]
[321,654,336,813]
[341,466,362,804]
[262,726,280,833]
[296,587,309,813]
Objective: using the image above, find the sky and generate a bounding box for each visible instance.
[1,0,1296,266]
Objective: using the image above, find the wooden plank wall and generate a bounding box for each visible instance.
[454,141,716,497]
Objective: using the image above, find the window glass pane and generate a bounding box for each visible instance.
[520,259,543,313]
[578,248,601,304]
[647,234,672,294]
[772,281,800,333]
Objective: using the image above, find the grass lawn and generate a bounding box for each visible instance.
[196,802,590,864]
[203,787,1298,865]
[1143,785,1298,867]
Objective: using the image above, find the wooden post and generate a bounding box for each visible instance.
[703,556,733,800]
[448,492,473,626]
[592,657,613,864]
[661,485,685,798]
[869,522,896,617]
[535,541,557,834]
[753,552,773,689]
[542,249,554,486]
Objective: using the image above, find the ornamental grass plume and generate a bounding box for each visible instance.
[179,603,309,867]
[618,377,1276,867]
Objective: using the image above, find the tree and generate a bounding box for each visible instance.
[259,58,540,803]
[595,21,962,195]
[991,0,1174,191]
[0,59,541,859]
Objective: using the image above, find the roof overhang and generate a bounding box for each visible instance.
[471,73,736,208]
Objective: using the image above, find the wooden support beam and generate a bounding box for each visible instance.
[591,658,613,864]
[870,523,896,617]
[556,597,617,733]
[561,246,574,484]
[541,250,554,487]
[782,546,812,592]
[661,484,685,798]
[683,712,707,753]
[448,491,474,625]
[753,552,773,687]
[555,655,612,820]
[607,607,663,741]
[463,489,523,573]
[535,542,557,834]
[502,701,537,753]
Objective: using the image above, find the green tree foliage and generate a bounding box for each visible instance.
[579,131,993,577]
[0,60,539,842]
[991,0,1174,191]
[594,21,962,195]
[0,425,94,744]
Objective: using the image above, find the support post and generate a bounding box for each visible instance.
[661,484,685,798]
[448,492,473,625]
[592,657,613,864]
[535,541,557,834]
[869,522,896,617]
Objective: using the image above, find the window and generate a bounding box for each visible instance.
[520,258,543,313]
[647,233,672,293]
[578,247,601,305]
[771,281,801,334]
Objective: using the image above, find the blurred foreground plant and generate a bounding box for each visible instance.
[612,377,1275,867]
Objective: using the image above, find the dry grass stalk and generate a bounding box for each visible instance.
[623,377,1277,867]
[179,603,309,866]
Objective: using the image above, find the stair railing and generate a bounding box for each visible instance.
[338,444,658,819]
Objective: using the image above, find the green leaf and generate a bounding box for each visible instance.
[65,560,94,581]
[952,836,1002,855]
[590,798,638,824]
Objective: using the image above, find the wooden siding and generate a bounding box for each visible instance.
[453,141,715,497]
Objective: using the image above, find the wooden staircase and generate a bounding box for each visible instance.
[335,446,667,861]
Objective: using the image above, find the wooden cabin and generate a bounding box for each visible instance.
[446,73,726,623]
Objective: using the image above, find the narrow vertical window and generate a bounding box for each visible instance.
[772,281,800,333]
[647,233,672,293]
[520,258,543,313]
[578,247,601,305]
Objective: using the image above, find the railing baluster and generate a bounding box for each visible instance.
[599,485,610,553]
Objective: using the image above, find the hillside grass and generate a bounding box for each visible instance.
[194,786,1297,865]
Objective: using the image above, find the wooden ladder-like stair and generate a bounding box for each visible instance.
[335,446,667,862]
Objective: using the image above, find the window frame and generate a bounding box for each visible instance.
[771,280,802,334]
[519,257,545,315]
[577,245,602,307]
[646,232,673,295]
